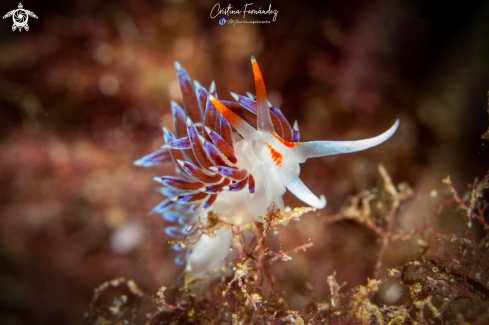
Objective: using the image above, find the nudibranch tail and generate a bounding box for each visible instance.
[135,56,399,282]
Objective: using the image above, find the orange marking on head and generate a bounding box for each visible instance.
[251,57,267,104]
[264,142,283,167]
[209,95,246,130]
[272,133,301,148]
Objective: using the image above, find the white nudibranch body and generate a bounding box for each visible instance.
[209,130,299,224]
[134,56,399,283]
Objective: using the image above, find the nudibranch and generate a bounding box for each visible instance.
[135,56,399,280]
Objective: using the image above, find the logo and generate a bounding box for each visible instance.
[3,3,38,32]
[219,18,226,25]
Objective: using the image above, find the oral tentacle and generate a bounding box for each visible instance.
[292,120,399,161]
[280,172,327,209]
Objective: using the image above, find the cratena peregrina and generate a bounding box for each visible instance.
[134,56,399,280]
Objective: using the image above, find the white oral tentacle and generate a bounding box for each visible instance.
[293,120,399,161]
[280,172,327,209]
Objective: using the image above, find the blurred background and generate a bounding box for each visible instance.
[1,0,488,324]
